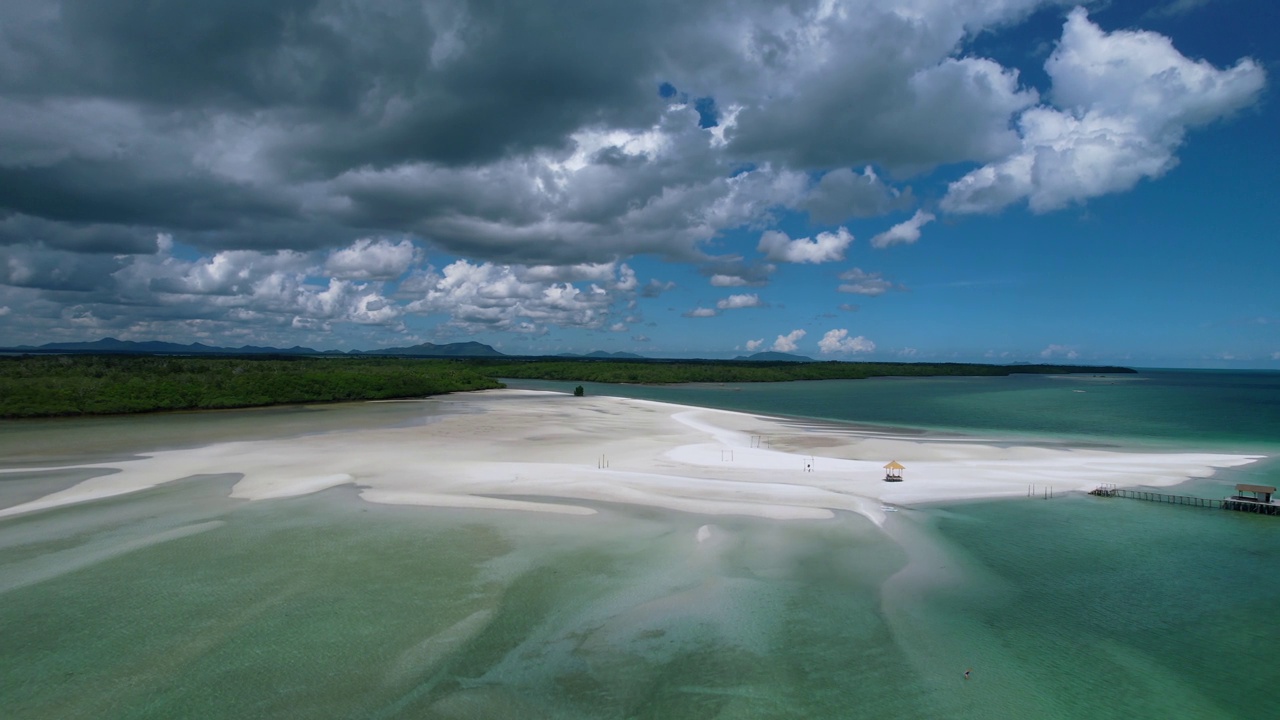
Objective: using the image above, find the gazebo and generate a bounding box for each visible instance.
[883,461,905,482]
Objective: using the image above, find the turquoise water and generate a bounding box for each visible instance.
[2,371,1279,718]
[917,497,1280,719]
[505,370,1280,453]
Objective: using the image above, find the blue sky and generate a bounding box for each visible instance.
[0,1,1276,367]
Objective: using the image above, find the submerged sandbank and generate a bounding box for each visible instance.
[0,389,1263,525]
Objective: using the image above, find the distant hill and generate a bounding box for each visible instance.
[8,338,325,355]
[556,351,647,359]
[5,337,505,358]
[352,341,505,357]
[733,351,814,362]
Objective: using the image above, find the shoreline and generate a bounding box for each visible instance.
[0,389,1264,526]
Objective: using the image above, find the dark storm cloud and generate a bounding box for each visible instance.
[0,214,158,254]
[0,0,736,264]
[0,0,1040,266]
[2,1,331,107]
[0,244,126,291]
[0,160,295,230]
[0,0,700,171]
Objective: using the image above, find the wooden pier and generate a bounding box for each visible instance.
[1089,483,1280,516]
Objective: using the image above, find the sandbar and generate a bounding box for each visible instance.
[0,390,1263,525]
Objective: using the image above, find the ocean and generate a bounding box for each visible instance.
[1,370,1277,719]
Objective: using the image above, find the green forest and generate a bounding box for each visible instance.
[0,355,502,418]
[0,354,1134,419]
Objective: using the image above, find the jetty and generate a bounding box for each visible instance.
[1089,483,1280,516]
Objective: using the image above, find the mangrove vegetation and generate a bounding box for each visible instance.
[0,355,502,418]
[0,353,1134,419]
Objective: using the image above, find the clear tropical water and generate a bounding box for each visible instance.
[505,370,1280,453]
[2,370,1278,719]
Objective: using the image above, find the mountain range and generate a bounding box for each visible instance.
[5,337,506,357]
[3,337,663,360]
[555,351,646,359]
[5,338,825,362]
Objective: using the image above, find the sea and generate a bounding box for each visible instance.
[1,369,1277,719]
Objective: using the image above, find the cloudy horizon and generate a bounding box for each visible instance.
[1,1,1275,367]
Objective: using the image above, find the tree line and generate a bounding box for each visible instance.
[0,355,502,418]
[0,354,1134,419]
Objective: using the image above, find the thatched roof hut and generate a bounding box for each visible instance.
[883,460,904,482]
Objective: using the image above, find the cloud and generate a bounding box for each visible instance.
[801,167,911,224]
[745,338,764,351]
[1040,344,1080,359]
[772,329,806,353]
[1146,0,1213,19]
[640,278,676,297]
[708,275,748,287]
[870,210,935,249]
[324,237,419,281]
[716,293,763,310]
[837,268,896,296]
[758,227,854,264]
[943,9,1265,214]
[725,13,1040,173]
[818,329,875,354]
[838,303,860,312]
[3,233,654,346]
[0,243,128,292]
[683,307,718,318]
[0,1,1264,351]
[701,259,775,287]
[404,259,638,334]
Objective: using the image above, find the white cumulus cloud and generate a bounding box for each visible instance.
[402,260,636,334]
[757,227,854,264]
[717,293,763,310]
[772,329,806,353]
[324,237,419,281]
[709,275,750,287]
[871,210,936,249]
[818,329,875,354]
[1040,344,1080,359]
[837,268,895,296]
[943,9,1265,215]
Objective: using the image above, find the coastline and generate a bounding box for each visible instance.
[0,388,1263,526]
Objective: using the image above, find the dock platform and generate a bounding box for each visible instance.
[1090,484,1280,516]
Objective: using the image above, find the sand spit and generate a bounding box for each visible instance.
[0,389,1263,525]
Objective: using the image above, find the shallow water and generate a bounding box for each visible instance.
[504,370,1280,454]
[2,480,926,719]
[3,372,1279,718]
[922,496,1280,720]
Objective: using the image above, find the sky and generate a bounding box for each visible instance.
[0,0,1276,367]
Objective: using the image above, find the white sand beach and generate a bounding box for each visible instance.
[0,389,1263,525]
